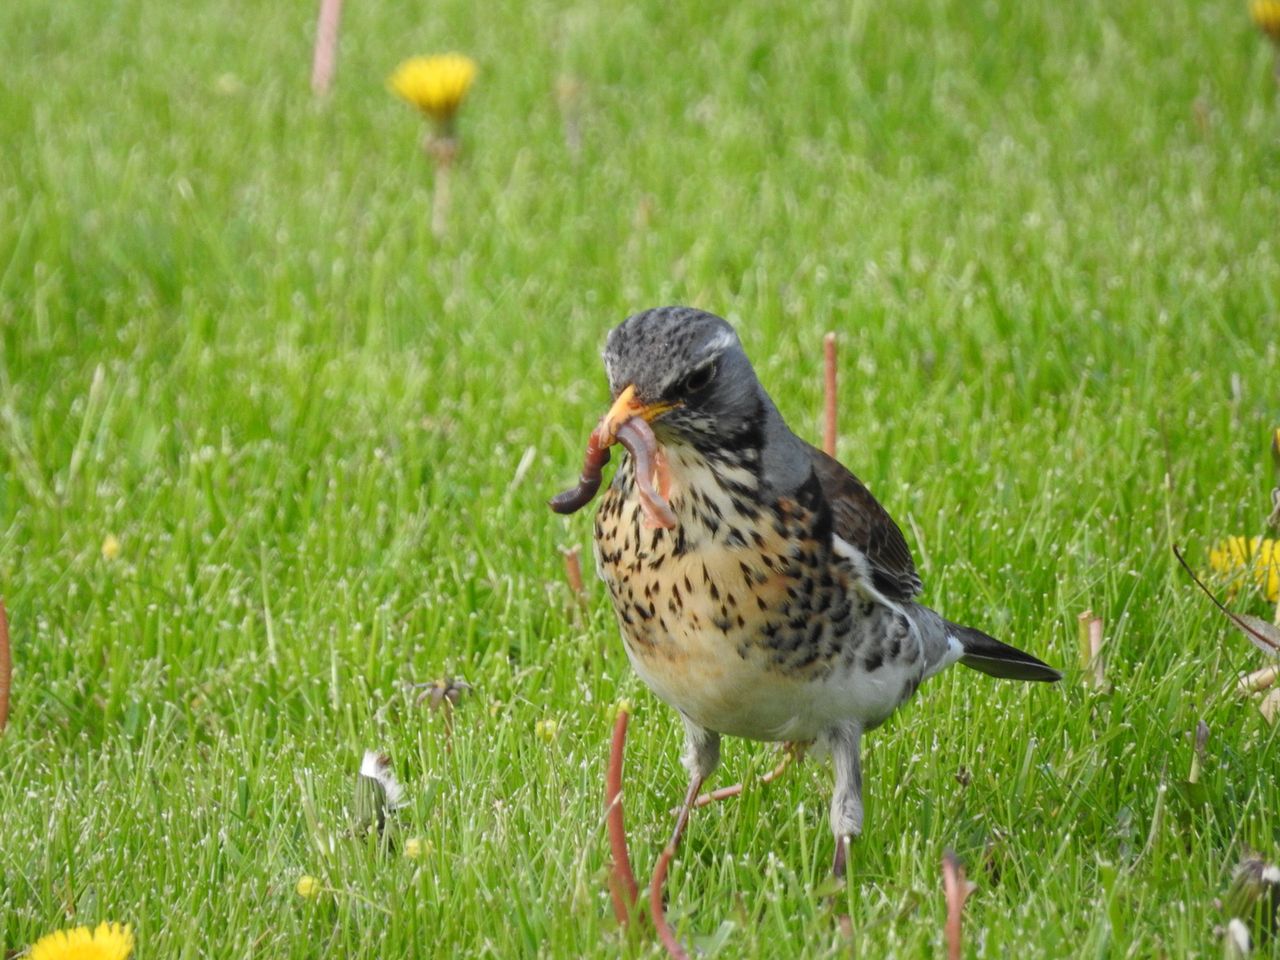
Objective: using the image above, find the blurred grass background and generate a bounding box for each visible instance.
[1,0,1278,955]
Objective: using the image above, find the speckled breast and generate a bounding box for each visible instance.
[593,446,916,741]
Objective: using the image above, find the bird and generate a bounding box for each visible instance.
[587,305,1061,886]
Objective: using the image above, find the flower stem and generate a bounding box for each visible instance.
[425,136,458,239]
[432,162,452,238]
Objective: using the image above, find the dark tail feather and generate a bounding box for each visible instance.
[950,623,1061,682]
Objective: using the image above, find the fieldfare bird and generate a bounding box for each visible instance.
[560,305,1060,884]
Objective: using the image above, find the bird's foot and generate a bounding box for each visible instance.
[832,835,850,880]
[685,741,807,811]
[830,837,855,940]
[799,841,858,943]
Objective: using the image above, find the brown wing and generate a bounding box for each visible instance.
[806,442,923,602]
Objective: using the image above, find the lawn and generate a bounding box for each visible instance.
[2,0,1279,956]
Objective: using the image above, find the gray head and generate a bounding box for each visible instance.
[602,306,767,453]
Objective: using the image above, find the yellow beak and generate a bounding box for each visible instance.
[600,384,678,444]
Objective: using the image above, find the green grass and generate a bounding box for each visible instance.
[3,0,1280,955]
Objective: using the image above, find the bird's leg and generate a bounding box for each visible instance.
[650,716,719,960]
[679,713,721,784]
[691,740,806,809]
[827,723,863,880]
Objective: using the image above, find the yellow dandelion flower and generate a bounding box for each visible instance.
[295,874,321,899]
[1252,0,1280,41]
[535,717,559,743]
[30,922,134,960]
[1209,536,1280,602]
[388,54,477,124]
[101,534,121,560]
[404,836,432,859]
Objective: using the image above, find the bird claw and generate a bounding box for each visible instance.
[679,742,805,813]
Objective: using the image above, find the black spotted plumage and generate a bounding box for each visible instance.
[579,305,1060,881]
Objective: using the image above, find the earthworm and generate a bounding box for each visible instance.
[616,419,677,529]
[548,418,677,529]
[548,426,611,515]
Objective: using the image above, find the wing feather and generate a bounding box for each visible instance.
[806,443,922,602]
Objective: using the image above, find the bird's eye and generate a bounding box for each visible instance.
[680,364,715,395]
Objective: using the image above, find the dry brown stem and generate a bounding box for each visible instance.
[309,0,344,95]
[1077,610,1106,689]
[563,546,585,597]
[942,849,974,960]
[1089,615,1106,689]
[823,333,837,457]
[650,777,702,960]
[606,710,639,925]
